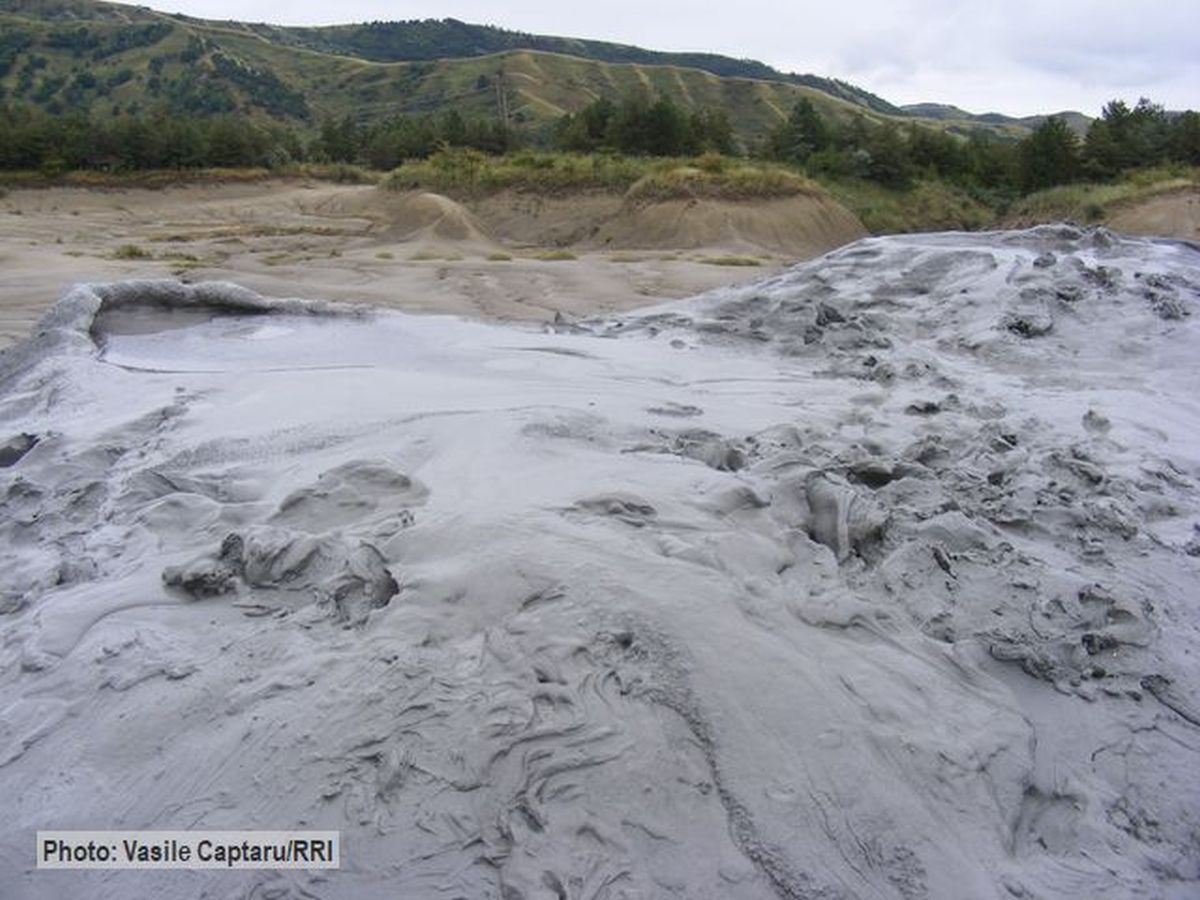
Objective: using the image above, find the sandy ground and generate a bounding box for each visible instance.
[0,181,865,348]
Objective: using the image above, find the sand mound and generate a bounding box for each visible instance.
[373,191,494,244]
[1106,187,1200,242]
[300,187,495,245]
[593,194,867,256]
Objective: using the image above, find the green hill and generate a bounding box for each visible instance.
[227,17,904,115]
[0,0,1031,146]
[901,103,1092,137]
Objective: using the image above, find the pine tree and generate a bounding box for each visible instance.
[1018,116,1080,191]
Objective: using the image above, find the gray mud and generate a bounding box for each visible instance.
[1,227,1198,899]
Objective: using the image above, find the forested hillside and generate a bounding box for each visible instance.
[0,0,1022,144]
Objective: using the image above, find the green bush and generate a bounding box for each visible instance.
[111,244,151,259]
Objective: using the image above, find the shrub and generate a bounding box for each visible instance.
[111,244,151,259]
[696,151,727,173]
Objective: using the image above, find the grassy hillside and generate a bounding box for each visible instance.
[902,103,1090,138]
[1006,165,1200,224]
[0,2,901,114]
[227,17,904,115]
[0,0,1026,147]
[819,178,995,233]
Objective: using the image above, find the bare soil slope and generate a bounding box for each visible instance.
[594,194,867,255]
[1106,188,1200,242]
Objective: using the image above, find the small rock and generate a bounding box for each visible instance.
[1082,409,1111,434]
[905,400,941,415]
[1081,633,1119,655]
[0,433,38,468]
[816,303,845,326]
[1003,312,1054,338]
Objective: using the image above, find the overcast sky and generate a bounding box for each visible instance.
[116,0,1199,117]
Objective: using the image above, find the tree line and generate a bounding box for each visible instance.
[0,105,512,172]
[0,105,302,171]
[763,96,1200,195]
[553,95,735,156]
[1,92,1196,206]
[1017,99,1200,190]
[0,97,728,172]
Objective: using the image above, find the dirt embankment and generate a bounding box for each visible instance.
[593,194,866,255]
[466,189,866,258]
[1005,184,1200,242]
[1105,188,1200,242]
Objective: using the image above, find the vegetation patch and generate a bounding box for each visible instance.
[821,178,994,234]
[110,243,151,259]
[626,163,816,201]
[699,255,761,267]
[387,149,648,196]
[152,223,358,241]
[386,149,820,203]
[292,163,377,184]
[0,167,275,190]
[0,165,379,190]
[486,251,512,261]
[1006,166,1199,224]
[534,249,577,261]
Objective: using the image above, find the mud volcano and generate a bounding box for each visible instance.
[1,225,1198,899]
